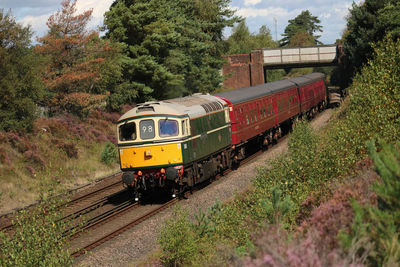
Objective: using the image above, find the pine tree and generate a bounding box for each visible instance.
[280,10,322,47]
[104,0,240,103]
[35,0,124,116]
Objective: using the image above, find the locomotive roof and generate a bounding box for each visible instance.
[213,79,295,104]
[118,94,227,123]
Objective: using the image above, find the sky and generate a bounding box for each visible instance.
[1,0,363,45]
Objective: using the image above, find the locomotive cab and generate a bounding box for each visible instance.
[117,103,192,200]
[117,94,232,201]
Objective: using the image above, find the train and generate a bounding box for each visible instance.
[117,73,328,200]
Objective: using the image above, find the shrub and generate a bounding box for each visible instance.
[0,197,72,266]
[100,141,118,165]
[49,92,106,119]
[339,140,400,265]
[241,226,352,267]
[51,138,78,159]
[158,206,200,266]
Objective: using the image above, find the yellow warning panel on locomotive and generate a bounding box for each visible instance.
[120,143,183,169]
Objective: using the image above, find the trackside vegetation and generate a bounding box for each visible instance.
[157,35,400,266]
[0,197,73,266]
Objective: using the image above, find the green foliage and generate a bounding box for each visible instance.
[344,0,400,75]
[226,22,277,54]
[0,197,72,266]
[260,187,294,225]
[254,35,400,224]
[100,141,118,165]
[280,10,322,46]
[104,0,240,103]
[0,9,44,132]
[339,140,400,265]
[254,120,320,213]
[158,206,200,266]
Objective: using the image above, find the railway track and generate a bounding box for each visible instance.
[71,198,178,257]
[0,172,124,234]
[69,134,282,257]
[0,116,293,259]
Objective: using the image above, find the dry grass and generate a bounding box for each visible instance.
[0,110,121,214]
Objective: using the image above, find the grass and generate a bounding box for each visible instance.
[0,109,121,214]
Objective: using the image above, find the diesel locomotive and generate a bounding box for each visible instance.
[117,73,328,200]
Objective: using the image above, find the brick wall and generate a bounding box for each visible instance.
[222,50,264,90]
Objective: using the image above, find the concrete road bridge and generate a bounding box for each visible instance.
[222,44,343,89]
[262,45,338,69]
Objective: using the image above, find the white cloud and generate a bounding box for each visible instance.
[320,13,331,20]
[73,0,114,29]
[19,14,50,37]
[14,0,114,38]
[233,6,293,18]
[244,0,262,6]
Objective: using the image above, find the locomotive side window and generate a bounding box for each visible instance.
[140,119,155,139]
[159,119,178,137]
[119,121,136,141]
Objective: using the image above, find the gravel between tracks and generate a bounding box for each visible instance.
[75,109,334,267]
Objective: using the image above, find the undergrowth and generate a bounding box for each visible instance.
[0,108,124,213]
[0,196,73,266]
[158,35,400,266]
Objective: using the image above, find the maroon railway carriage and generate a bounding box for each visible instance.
[214,73,327,149]
[289,73,328,116]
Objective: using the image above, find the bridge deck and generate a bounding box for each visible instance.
[262,45,337,68]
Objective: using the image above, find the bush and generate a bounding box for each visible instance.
[158,206,200,266]
[100,141,118,165]
[339,140,400,265]
[0,197,72,266]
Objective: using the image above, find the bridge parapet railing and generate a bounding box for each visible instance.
[262,45,338,66]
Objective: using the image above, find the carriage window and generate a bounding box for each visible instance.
[182,121,185,135]
[119,121,136,141]
[140,119,155,139]
[246,113,250,125]
[159,119,179,137]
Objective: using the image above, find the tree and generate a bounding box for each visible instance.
[280,10,322,47]
[288,30,315,47]
[226,21,276,54]
[226,21,251,54]
[344,0,400,73]
[0,9,44,132]
[35,0,124,116]
[104,0,240,103]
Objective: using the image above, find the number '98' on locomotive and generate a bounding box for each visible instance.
[117,73,328,200]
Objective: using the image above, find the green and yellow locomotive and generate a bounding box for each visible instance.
[117,94,232,200]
